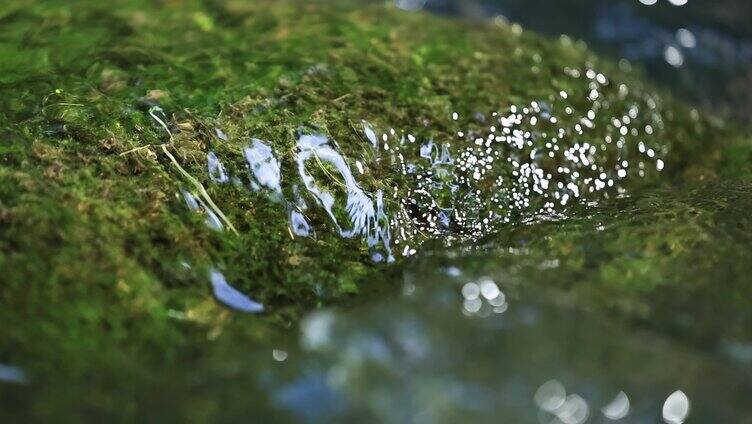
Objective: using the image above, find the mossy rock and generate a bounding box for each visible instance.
[1,0,751,420]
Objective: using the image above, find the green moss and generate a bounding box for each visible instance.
[447,181,752,346]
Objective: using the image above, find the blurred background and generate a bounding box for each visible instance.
[398,0,752,120]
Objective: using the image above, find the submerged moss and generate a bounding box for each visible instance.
[0,0,751,419]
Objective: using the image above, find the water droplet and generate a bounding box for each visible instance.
[207,151,229,183]
[534,379,567,412]
[601,391,630,420]
[362,120,378,148]
[662,390,690,424]
[0,364,28,384]
[209,268,264,313]
[244,139,282,194]
[214,127,228,141]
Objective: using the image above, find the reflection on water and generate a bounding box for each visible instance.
[209,268,264,313]
[256,262,751,422]
[245,138,283,196]
[663,390,690,424]
[601,390,630,420]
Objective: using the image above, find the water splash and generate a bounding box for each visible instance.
[244,139,283,195]
[296,133,394,261]
[181,189,223,231]
[362,120,378,149]
[207,151,229,183]
[209,268,264,313]
[288,185,314,237]
[419,139,439,162]
[367,190,393,263]
[214,127,229,141]
[391,65,667,251]
[289,210,313,237]
[184,64,668,263]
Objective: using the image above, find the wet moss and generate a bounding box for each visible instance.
[447,180,752,346]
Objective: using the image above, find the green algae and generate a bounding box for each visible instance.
[1,0,752,420]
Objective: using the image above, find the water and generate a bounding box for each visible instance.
[21,204,751,421]
[245,138,284,195]
[207,151,229,184]
[181,188,224,231]
[265,263,752,422]
[209,268,265,313]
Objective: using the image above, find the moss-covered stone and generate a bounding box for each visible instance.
[1,0,751,420]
